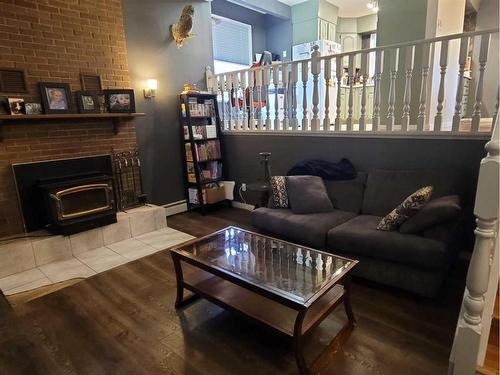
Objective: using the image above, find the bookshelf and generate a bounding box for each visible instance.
[180,93,227,213]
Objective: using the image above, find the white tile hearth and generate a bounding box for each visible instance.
[0,205,193,296]
[75,247,128,273]
[135,227,194,250]
[129,210,156,237]
[70,227,104,255]
[0,268,49,292]
[102,218,132,246]
[32,235,72,266]
[0,240,35,278]
[106,238,157,261]
[39,258,96,283]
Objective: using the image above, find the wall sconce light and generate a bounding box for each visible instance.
[144,79,158,98]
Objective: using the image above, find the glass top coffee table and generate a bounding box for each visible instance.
[170,226,358,374]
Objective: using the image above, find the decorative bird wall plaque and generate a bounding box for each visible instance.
[171,5,195,48]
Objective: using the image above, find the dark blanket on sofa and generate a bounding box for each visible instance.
[287,158,356,180]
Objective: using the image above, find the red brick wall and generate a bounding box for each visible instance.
[0,0,137,237]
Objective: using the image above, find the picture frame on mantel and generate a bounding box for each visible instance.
[39,82,74,114]
[104,89,136,113]
[75,91,100,113]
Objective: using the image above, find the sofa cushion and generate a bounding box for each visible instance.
[377,186,433,231]
[327,215,449,269]
[400,195,461,234]
[362,169,458,216]
[324,172,367,213]
[252,207,356,249]
[286,175,334,214]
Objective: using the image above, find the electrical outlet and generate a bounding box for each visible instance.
[241,183,247,192]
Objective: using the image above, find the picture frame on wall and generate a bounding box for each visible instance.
[75,91,100,113]
[7,97,25,115]
[80,73,103,92]
[39,82,73,114]
[104,89,135,113]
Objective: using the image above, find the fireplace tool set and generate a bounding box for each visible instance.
[112,149,147,210]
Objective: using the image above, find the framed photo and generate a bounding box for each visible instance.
[80,73,102,92]
[104,89,135,113]
[7,98,25,115]
[39,82,73,114]
[75,91,99,113]
[25,102,43,115]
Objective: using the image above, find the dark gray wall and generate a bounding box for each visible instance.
[265,17,293,61]
[122,0,214,205]
[212,0,292,61]
[212,0,267,59]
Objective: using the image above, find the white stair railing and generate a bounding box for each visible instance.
[448,114,499,375]
[206,28,498,137]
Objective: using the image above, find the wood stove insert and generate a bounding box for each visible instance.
[12,155,117,235]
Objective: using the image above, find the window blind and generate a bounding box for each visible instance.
[212,15,252,66]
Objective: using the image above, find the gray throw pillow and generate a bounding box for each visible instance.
[286,175,334,214]
[399,195,461,234]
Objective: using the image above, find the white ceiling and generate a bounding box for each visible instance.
[276,0,376,18]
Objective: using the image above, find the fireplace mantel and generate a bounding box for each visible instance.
[0,112,145,140]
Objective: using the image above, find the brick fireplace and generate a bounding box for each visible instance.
[0,0,137,237]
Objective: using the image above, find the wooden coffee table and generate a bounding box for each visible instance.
[170,226,358,374]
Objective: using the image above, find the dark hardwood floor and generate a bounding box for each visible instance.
[2,207,465,374]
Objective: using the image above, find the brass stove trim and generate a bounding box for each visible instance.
[49,183,114,221]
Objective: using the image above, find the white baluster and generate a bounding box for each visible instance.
[472,34,491,133]
[255,68,263,131]
[346,54,355,131]
[301,60,309,131]
[218,75,227,130]
[417,43,431,131]
[450,116,499,375]
[323,57,332,131]
[225,74,234,130]
[434,40,449,132]
[248,70,255,130]
[291,63,299,131]
[387,48,399,131]
[359,52,368,131]
[282,63,290,131]
[335,56,343,131]
[273,65,280,131]
[372,50,384,131]
[452,36,470,132]
[241,71,248,131]
[233,73,241,131]
[263,66,271,131]
[401,45,415,131]
[311,45,321,131]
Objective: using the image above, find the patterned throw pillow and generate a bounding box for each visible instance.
[270,176,289,208]
[377,186,433,231]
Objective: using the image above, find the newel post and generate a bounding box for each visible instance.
[449,115,499,375]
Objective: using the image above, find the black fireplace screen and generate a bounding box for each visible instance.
[112,149,147,210]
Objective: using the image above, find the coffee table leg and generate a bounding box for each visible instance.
[171,252,186,308]
[293,310,309,375]
[343,277,357,326]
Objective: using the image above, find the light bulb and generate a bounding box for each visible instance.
[147,79,158,90]
[367,2,373,9]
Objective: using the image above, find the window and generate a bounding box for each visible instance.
[212,15,252,74]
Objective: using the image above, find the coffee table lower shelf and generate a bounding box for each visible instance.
[183,268,346,337]
[173,263,356,375]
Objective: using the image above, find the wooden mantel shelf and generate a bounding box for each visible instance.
[0,112,145,140]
